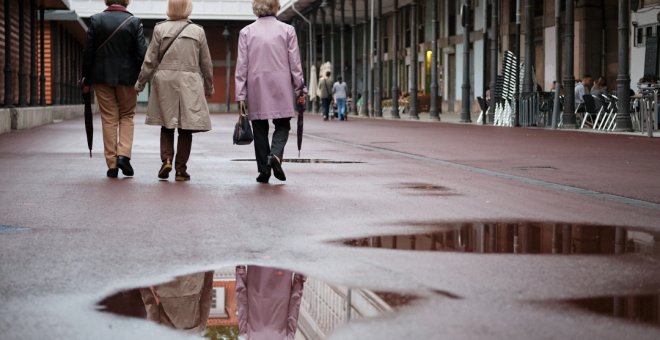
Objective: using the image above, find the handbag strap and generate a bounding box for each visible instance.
[96,16,133,53]
[323,79,332,98]
[158,23,192,62]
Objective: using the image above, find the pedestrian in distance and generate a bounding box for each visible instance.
[81,0,147,178]
[318,71,333,121]
[333,76,349,121]
[135,0,214,182]
[235,0,307,184]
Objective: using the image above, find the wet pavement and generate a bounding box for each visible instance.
[1,112,660,339]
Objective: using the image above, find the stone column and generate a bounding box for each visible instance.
[615,0,632,131]
[460,0,472,122]
[362,0,369,116]
[18,0,26,106]
[561,0,575,127]
[409,0,419,119]
[374,0,382,117]
[429,0,440,120]
[30,0,37,106]
[391,0,400,118]
[351,0,357,115]
[4,0,13,107]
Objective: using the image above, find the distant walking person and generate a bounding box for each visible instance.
[332,76,348,121]
[235,0,307,183]
[82,0,147,178]
[135,0,214,182]
[318,71,333,121]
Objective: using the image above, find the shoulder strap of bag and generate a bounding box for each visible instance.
[158,23,192,62]
[96,15,133,53]
[324,79,331,96]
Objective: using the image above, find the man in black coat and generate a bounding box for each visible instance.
[82,0,147,178]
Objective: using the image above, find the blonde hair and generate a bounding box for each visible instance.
[167,0,193,20]
[252,0,280,17]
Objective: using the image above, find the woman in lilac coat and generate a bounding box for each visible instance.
[235,0,307,184]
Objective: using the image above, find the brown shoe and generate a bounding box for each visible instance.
[158,161,172,179]
[175,171,190,181]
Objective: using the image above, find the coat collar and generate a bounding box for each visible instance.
[105,5,130,14]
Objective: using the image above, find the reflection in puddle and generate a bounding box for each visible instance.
[98,266,415,339]
[342,222,660,255]
[231,159,364,164]
[566,293,660,327]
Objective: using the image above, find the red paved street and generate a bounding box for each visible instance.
[0,112,659,339]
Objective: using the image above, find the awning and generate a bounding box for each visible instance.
[44,10,88,43]
[39,0,71,10]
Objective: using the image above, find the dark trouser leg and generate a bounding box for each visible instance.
[321,98,331,118]
[252,119,271,173]
[271,118,291,160]
[160,127,175,163]
[174,129,193,173]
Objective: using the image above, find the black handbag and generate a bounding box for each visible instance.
[233,103,253,145]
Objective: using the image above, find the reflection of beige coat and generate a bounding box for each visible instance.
[140,271,214,334]
[136,19,213,131]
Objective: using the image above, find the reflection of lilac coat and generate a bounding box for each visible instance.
[235,16,307,121]
[236,266,305,340]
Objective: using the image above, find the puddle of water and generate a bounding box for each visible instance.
[0,225,29,233]
[513,166,558,171]
[231,159,364,164]
[397,182,457,196]
[98,266,416,339]
[341,222,660,255]
[566,293,660,327]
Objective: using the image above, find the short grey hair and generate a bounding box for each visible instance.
[252,0,280,17]
[105,0,130,6]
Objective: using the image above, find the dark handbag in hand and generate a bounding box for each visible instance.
[233,103,253,145]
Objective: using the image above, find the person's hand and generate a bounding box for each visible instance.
[296,94,305,106]
[82,86,90,94]
[238,100,247,115]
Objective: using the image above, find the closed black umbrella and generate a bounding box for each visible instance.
[82,90,93,158]
[296,97,305,158]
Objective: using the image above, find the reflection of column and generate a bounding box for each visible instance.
[513,225,519,254]
[562,225,571,254]
[551,225,559,254]
[614,227,626,254]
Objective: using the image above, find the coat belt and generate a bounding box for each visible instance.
[158,63,200,73]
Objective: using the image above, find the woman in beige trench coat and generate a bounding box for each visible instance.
[135,0,213,181]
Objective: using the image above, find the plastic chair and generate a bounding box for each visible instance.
[477,96,489,124]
